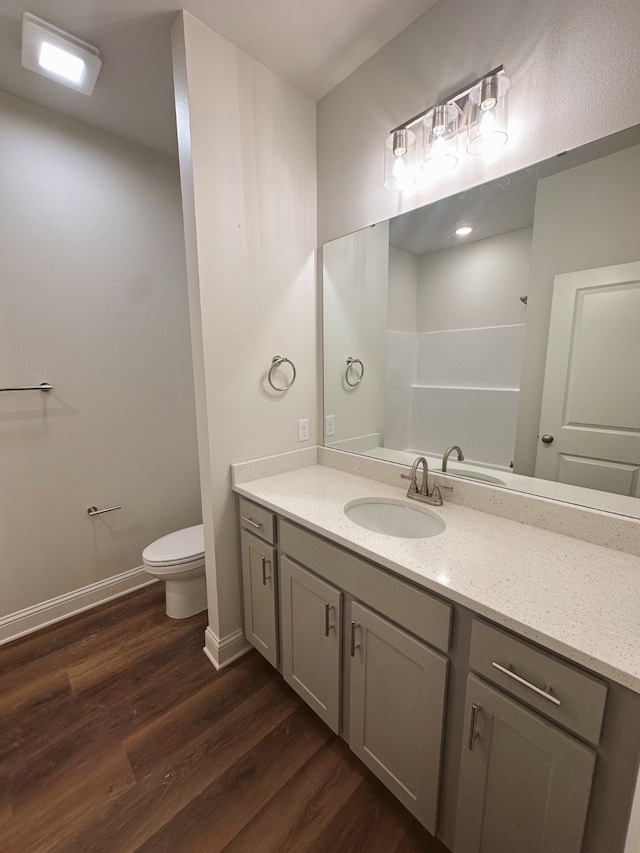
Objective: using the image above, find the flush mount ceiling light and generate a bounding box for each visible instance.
[455,225,473,236]
[384,66,511,191]
[21,13,102,95]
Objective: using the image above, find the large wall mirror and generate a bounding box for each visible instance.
[322,124,640,519]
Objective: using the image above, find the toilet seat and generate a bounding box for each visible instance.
[142,524,204,567]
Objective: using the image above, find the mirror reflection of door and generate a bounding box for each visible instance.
[535,261,640,496]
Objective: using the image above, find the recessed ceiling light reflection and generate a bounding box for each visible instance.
[455,226,473,237]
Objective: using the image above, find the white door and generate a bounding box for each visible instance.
[535,261,640,495]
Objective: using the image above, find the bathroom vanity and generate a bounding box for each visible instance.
[232,456,640,853]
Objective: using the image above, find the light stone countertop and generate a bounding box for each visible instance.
[233,463,640,693]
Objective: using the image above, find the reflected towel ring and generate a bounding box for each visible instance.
[345,357,364,387]
[268,355,297,391]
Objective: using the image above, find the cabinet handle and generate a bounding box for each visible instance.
[242,516,262,530]
[261,557,271,585]
[492,661,561,706]
[324,603,332,637]
[468,703,480,751]
[350,621,360,657]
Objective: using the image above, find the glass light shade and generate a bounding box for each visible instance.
[384,129,417,190]
[422,103,459,175]
[467,74,510,156]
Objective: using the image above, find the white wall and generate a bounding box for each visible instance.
[0,91,200,623]
[172,12,317,665]
[323,222,389,444]
[515,142,640,474]
[317,0,640,245]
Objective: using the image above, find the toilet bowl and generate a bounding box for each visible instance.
[142,524,207,619]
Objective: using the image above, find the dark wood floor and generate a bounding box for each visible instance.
[1,584,449,852]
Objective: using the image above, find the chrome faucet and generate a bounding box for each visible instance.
[442,445,464,473]
[401,456,443,506]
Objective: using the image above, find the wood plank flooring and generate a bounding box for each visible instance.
[1,584,450,852]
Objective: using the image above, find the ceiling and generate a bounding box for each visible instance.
[0,0,439,157]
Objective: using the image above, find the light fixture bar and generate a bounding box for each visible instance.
[390,65,505,134]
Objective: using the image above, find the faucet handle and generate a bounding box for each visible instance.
[429,484,444,505]
[400,472,419,492]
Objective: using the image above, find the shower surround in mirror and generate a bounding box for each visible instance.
[323,127,640,519]
[384,228,529,471]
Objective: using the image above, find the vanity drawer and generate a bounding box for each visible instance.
[469,620,607,744]
[280,519,451,653]
[238,497,276,545]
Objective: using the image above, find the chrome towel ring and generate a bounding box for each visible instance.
[268,355,297,391]
[345,357,364,387]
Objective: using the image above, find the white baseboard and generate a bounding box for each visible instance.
[0,567,156,646]
[203,625,251,670]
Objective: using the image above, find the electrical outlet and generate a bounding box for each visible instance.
[298,418,310,442]
[325,414,335,437]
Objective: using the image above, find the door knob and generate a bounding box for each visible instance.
[541,434,554,444]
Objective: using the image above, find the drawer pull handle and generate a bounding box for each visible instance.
[350,621,360,657]
[492,661,561,707]
[324,603,333,637]
[242,516,263,530]
[468,703,480,751]
[261,557,271,585]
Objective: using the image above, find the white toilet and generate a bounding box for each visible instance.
[142,524,207,619]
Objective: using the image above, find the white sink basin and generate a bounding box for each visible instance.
[444,468,505,486]
[344,498,445,539]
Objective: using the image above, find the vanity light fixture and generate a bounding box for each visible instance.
[21,13,102,95]
[384,66,511,190]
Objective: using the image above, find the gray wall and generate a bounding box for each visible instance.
[0,91,200,622]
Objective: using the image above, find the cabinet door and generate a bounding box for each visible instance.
[240,529,278,667]
[455,674,596,853]
[279,556,341,733]
[348,601,448,834]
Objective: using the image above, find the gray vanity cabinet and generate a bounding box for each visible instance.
[279,556,342,733]
[277,518,451,835]
[239,496,280,667]
[349,600,448,835]
[454,619,608,853]
[239,529,278,666]
[455,674,596,853]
